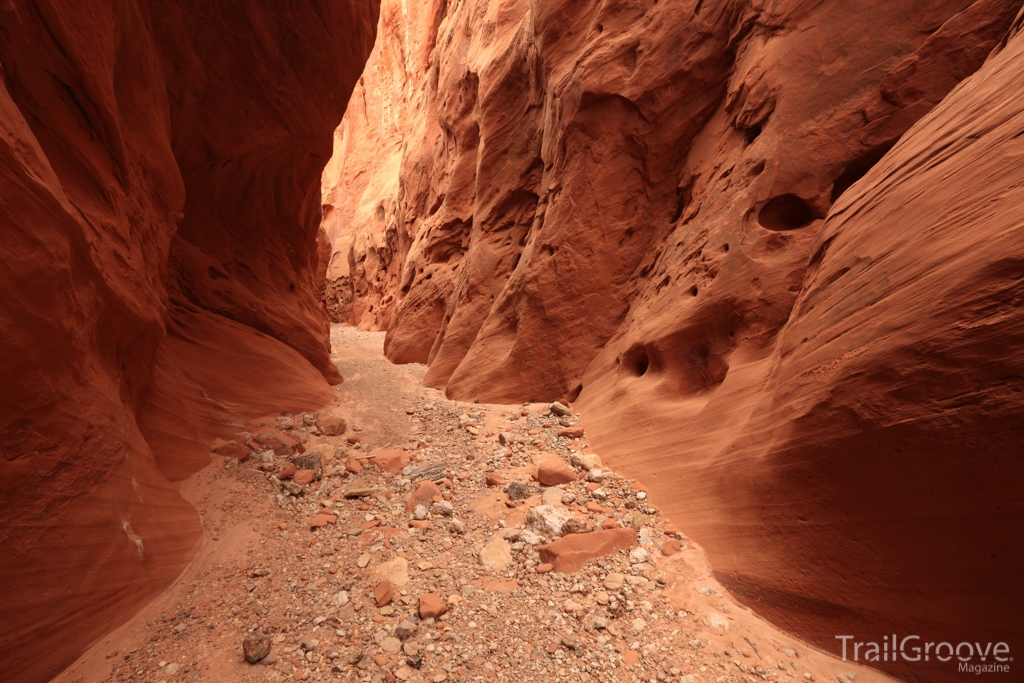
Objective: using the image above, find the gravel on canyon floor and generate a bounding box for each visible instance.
[82,327,871,683]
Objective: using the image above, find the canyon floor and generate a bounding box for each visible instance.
[53,326,893,683]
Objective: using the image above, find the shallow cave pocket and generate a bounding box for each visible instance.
[758,194,814,231]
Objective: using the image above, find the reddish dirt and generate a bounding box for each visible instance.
[53,327,894,683]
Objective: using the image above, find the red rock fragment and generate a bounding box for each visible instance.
[293,469,315,486]
[310,514,337,528]
[213,439,250,461]
[374,580,394,607]
[317,407,347,436]
[278,462,297,480]
[485,473,507,487]
[536,458,576,486]
[370,449,410,474]
[418,593,447,619]
[537,528,637,573]
[661,538,682,556]
[254,428,303,456]
[557,426,584,439]
[405,480,441,513]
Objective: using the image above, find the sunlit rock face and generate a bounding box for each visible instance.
[323,1,1024,680]
[0,2,378,681]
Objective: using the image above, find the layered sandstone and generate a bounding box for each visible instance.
[0,2,377,681]
[323,1,1024,680]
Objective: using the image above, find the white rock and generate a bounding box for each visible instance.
[527,505,574,537]
[586,469,605,482]
[702,612,730,633]
[432,501,454,516]
[629,547,650,564]
[335,591,350,606]
[519,529,543,545]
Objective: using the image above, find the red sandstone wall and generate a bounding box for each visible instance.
[0,2,377,681]
[580,12,1024,682]
[323,1,1024,680]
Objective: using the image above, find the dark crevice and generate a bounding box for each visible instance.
[830,144,895,202]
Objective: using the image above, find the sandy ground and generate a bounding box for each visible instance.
[53,326,895,683]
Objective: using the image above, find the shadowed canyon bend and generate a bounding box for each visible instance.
[2,1,1023,682]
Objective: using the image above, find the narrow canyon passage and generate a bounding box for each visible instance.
[2,1,1023,683]
[53,327,893,683]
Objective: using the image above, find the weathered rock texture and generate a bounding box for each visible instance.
[0,2,377,682]
[323,1,1024,680]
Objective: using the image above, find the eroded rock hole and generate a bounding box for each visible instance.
[758,194,814,231]
[690,286,699,296]
[749,161,765,177]
[744,125,762,144]
[634,353,650,377]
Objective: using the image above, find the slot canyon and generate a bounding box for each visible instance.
[2,1,1023,683]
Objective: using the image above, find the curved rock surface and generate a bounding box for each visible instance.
[0,2,377,681]
[323,1,1024,680]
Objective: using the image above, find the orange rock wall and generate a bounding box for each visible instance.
[0,2,377,681]
[324,1,1024,680]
